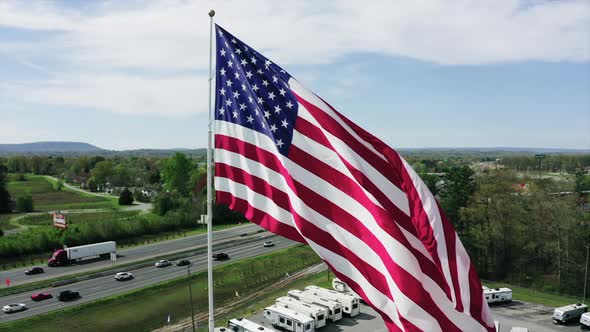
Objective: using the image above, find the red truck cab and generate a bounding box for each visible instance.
[48,249,68,267]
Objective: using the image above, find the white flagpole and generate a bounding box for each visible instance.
[206,9,216,332]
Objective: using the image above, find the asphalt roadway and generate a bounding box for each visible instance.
[0,223,262,287]
[0,233,297,323]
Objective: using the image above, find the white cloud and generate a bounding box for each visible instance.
[0,0,588,117]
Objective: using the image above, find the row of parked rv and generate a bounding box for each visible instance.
[215,280,361,332]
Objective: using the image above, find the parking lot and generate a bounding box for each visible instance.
[491,301,582,332]
[246,301,585,331]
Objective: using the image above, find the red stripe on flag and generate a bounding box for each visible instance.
[216,191,304,243]
[294,117,414,231]
[295,94,405,189]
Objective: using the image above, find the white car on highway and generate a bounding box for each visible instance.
[3,303,27,313]
[114,272,134,281]
[154,260,172,268]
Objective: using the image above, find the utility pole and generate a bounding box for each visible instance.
[584,245,589,304]
[188,265,196,332]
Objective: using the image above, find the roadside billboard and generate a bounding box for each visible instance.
[52,212,67,229]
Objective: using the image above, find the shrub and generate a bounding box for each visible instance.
[118,188,134,206]
[16,195,34,212]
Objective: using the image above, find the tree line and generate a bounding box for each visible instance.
[438,164,590,297]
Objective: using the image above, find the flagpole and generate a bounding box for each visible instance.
[206,8,216,332]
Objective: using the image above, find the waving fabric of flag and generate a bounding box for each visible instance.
[213,24,495,332]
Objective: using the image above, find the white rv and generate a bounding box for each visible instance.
[552,303,588,325]
[275,296,327,328]
[214,317,278,332]
[332,277,362,300]
[304,285,361,316]
[483,287,512,304]
[580,312,590,330]
[264,305,315,332]
[287,289,343,322]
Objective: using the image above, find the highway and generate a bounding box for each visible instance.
[0,223,262,287]
[0,233,298,323]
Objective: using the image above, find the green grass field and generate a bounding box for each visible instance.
[0,245,322,332]
[483,281,581,308]
[18,210,141,226]
[6,175,117,211]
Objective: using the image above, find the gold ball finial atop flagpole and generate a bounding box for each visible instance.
[208,10,215,17]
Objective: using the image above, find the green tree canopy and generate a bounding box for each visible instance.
[161,153,193,196]
[0,163,12,213]
[439,165,477,231]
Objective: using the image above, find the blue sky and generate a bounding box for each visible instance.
[1,0,589,150]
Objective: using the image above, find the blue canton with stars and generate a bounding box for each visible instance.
[215,25,298,156]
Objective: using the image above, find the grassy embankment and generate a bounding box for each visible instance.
[483,281,581,308]
[0,245,323,332]
[5,174,118,211]
[0,209,241,269]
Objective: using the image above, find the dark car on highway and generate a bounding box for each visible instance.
[58,290,80,301]
[212,253,229,261]
[24,267,44,275]
[176,259,191,266]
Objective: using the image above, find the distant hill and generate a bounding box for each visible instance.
[0,142,206,157]
[0,141,586,157]
[0,142,104,154]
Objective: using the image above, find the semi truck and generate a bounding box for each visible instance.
[214,317,278,332]
[552,303,587,325]
[287,289,343,322]
[304,285,361,316]
[275,296,328,328]
[48,241,116,267]
[264,305,315,332]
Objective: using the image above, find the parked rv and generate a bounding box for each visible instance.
[264,305,315,332]
[552,303,588,325]
[48,241,116,267]
[304,286,360,316]
[332,277,361,300]
[483,287,512,304]
[215,317,278,332]
[287,289,343,322]
[581,312,590,330]
[275,296,327,328]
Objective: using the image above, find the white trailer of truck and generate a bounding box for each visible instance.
[48,241,117,266]
[214,317,278,332]
[264,305,315,332]
[67,241,116,260]
[275,296,327,328]
[304,285,360,317]
[332,277,361,300]
[287,289,343,322]
[580,312,590,330]
[552,303,588,325]
[483,287,512,304]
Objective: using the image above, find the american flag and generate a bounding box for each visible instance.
[213,24,494,332]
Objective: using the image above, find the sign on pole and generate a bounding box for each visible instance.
[52,212,67,229]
